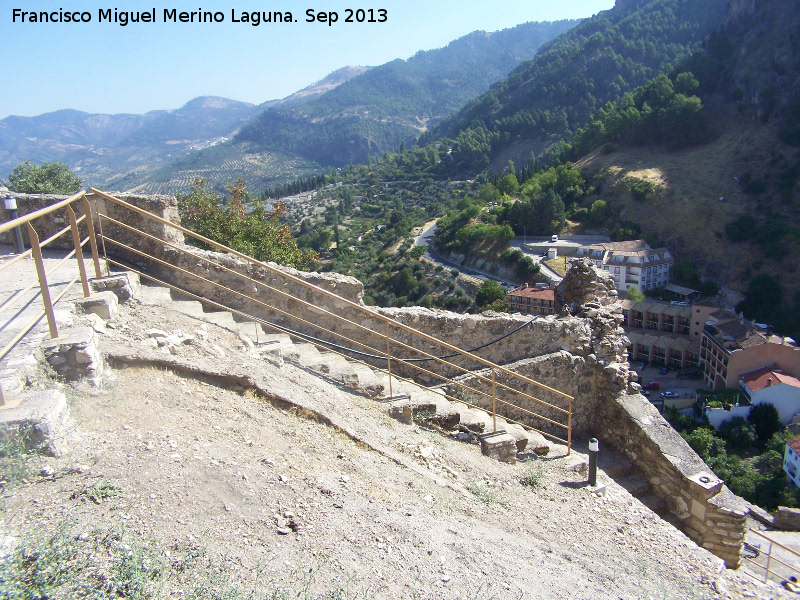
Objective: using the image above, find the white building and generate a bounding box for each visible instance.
[739,367,800,425]
[706,367,800,430]
[576,240,673,293]
[784,437,800,488]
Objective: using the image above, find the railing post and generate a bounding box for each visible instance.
[26,223,58,339]
[386,323,393,399]
[764,542,772,583]
[567,397,573,456]
[82,196,102,279]
[67,206,90,297]
[492,367,497,433]
[94,198,110,276]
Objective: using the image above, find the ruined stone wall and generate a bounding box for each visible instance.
[0,192,178,254]
[445,351,601,440]
[4,193,747,567]
[0,192,88,248]
[599,394,746,568]
[140,241,596,381]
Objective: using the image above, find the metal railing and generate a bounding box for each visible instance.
[3,189,574,452]
[0,192,102,361]
[744,529,800,585]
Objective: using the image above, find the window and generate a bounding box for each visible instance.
[615,267,620,274]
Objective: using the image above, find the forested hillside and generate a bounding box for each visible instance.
[423,0,729,173]
[562,0,800,333]
[233,20,578,167]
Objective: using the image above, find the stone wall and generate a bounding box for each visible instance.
[0,191,178,254]
[599,393,746,567]
[446,351,601,440]
[0,192,88,249]
[3,193,748,567]
[449,259,746,567]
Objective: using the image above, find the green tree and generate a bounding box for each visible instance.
[475,280,506,309]
[484,297,510,312]
[719,417,757,450]
[625,286,646,301]
[589,199,611,224]
[496,174,520,197]
[392,267,418,297]
[8,161,82,194]
[177,178,317,271]
[748,403,782,442]
[683,427,726,463]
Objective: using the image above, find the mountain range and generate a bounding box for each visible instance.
[0,20,576,194]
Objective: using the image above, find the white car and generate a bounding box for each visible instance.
[550,234,559,243]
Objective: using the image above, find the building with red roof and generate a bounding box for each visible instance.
[739,367,800,425]
[507,284,555,316]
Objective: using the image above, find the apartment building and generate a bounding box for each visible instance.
[577,240,673,293]
[508,284,555,316]
[621,299,700,370]
[701,308,800,390]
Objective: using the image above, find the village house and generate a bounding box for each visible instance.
[508,284,555,316]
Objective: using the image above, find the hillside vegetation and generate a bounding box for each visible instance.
[234,20,578,167]
[422,0,729,173]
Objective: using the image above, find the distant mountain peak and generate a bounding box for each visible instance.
[275,66,372,108]
[182,96,256,110]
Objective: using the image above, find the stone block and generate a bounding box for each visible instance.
[0,389,68,456]
[687,471,723,500]
[75,291,118,320]
[690,499,707,521]
[774,507,800,531]
[387,401,412,425]
[479,431,517,464]
[40,327,103,382]
[89,272,140,303]
[426,411,460,430]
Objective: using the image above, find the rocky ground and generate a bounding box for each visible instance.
[0,282,791,599]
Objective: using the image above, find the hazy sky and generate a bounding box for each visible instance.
[2,1,615,119]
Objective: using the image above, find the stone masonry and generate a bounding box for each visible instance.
[8,193,749,567]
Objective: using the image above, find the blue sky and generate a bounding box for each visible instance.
[2,1,614,119]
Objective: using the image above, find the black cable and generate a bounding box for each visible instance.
[252,311,536,363]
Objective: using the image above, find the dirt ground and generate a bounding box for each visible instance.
[0,287,790,599]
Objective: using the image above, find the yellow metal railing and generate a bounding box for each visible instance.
[0,192,101,365]
[744,529,800,585]
[2,189,574,452]
[90,189,573,452]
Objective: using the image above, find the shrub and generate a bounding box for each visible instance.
[8,160,82,195]
[178,178,317,270]
[630,180,656,202]
[748,403,782,442]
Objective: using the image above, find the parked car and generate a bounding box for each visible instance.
[659,367,669,375]
[661,391,677,398]
[641,390,651,397]
[642,381,660,390]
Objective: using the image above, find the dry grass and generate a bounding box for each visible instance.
[574,101,800,298]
